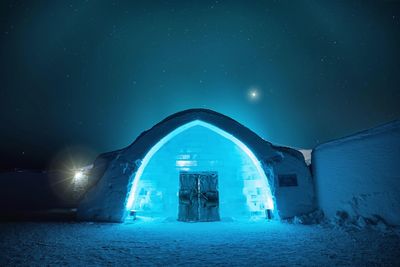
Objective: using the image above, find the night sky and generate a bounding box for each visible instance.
[1,1,400,170]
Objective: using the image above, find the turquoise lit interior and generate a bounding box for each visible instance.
[125,120,274,220]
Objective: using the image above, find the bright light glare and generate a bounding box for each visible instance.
[125,120,275,215]
[74,171,84,182]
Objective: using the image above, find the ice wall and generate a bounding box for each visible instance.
[312,120,400,225]
[131,125,271,219]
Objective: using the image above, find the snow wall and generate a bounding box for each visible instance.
[77,109,315,222]
[312,120,400,226]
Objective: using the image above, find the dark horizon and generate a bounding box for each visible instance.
[1,1,400,170]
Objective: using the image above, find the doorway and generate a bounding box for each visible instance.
[178,171,220,222]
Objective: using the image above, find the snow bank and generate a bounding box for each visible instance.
[312,120,400,226]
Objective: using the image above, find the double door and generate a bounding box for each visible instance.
[178,171,220,222]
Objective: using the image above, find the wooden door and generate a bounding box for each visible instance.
[178,171,220,222]
[178,172,199,221]
[198,172,220,221]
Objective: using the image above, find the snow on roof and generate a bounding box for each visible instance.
[314,119,400,151]
[298,149,312,166]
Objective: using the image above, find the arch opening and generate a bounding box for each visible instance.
[124,120,275,221]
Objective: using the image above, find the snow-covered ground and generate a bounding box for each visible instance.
[0,219,399,266]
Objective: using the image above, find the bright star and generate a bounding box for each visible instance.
[248,88,260,101]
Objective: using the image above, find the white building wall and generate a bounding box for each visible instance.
[273,153,315,218]
[312,121,400,225]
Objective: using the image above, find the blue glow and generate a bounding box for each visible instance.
[125,120,274,219]
[175,160,198,167]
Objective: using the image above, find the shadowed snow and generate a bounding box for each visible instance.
[0,220,399,266]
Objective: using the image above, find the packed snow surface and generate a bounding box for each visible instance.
[0,219,399,266]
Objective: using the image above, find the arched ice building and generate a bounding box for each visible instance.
[77,109,315,222]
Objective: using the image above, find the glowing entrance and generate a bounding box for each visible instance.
[125,120,274,220]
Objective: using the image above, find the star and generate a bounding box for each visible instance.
[248,88,260,101]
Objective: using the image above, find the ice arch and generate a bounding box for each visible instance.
[125,120,274,220]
